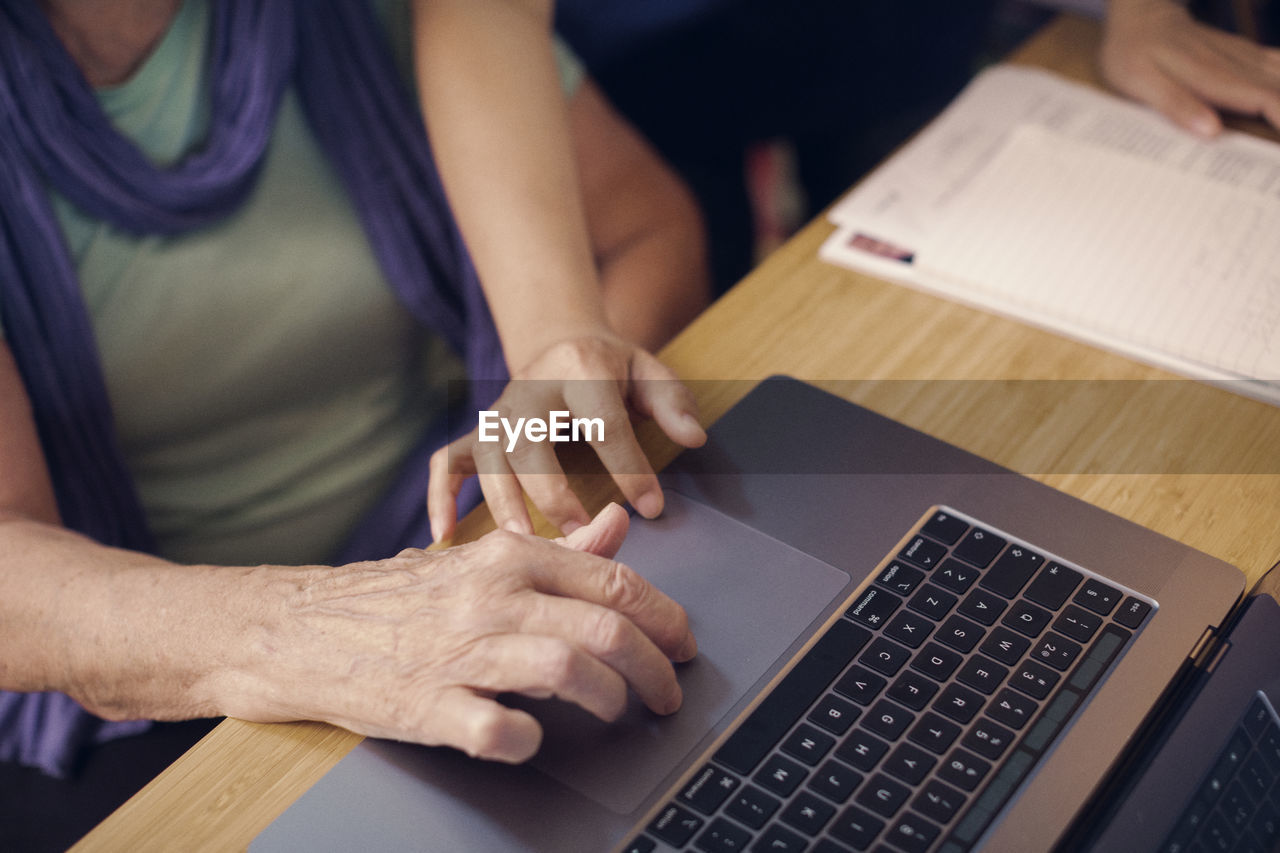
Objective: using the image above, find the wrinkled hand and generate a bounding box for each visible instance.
[234,504,695,763]
[428,333,706,540]
[1101,0,1280,136]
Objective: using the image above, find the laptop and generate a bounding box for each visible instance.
[252,376,1275,852]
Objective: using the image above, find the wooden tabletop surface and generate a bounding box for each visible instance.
[73,13,1280,851]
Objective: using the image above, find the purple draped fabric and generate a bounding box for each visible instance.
[0,0,505,776]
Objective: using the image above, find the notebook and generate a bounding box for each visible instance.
[252,376,1263,852]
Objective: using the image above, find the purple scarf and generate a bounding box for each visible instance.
[0,0,504,776]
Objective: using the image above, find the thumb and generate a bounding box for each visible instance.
[555,502,631,558]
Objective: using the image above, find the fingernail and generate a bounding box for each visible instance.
[676,631,698,662]
[635,491,663,518]
[559,518,584,535]
[1190,113,1219,138]
[664,684,684,715]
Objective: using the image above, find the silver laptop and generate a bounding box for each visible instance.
[253,376,1265,852]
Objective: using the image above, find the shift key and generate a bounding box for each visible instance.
[980,547,1044,599]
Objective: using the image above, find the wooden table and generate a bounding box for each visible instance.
[74,14,1280,851]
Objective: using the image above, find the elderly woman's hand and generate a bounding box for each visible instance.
[226,503,695,763]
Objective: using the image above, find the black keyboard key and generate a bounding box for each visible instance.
[888,670,940,711]
[921,510,968,545]
[988,688,1038,730]
[939,748,992,792]
[864,699,915,741]
[716,619,870,774]
[1010,660,1060,700]
[812,841,853,853]
[914,779,967,824]
[781,790,837,836]
[887,812,942,853]
[883,742,937,785]
[1221,781,1253,832]
[751,824,807,853]
[962,718,1016,760]
[835,666,888,706]
[681,765,741,815]
[856,773,912,818]
[848,587,902,630]
[953,527,1006,568]
[755,754,808,797]
[907,712,962,755]
[649,804,703,847]
[1023,562,1083,610]
[1074,578,1122,616]
[860,637,912,677]
[1033,632,1083,671]
[958,588,1008,626]
[934,683,984,724]
[1243,697,1273,741]
[695,818,753,853]
[1001,600,1053,638]
[979,546,1043,597]
[1252,800,1280,848]
[830,805,885,850]
[1258,726,1280,774]
[877,562,926,596]
[907,584,958,621]
[808,759,863,804]
[978,626,1031,666]
[1241,752,1272,801]
[911,643,963,681]
[838,729,891,772]
[934,559,979,594]
[957,655,1009,696]
[936,615,985,654]
[725,785,780,829]
[1053,605,1102,643]
[884,610,934,649]
[1114,596,1153,629]
[899,536,946,570]
[810,694,860,736]
[1200,810,1236,851]
[783,724,836,767]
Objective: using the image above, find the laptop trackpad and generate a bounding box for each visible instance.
[518,489,851,815]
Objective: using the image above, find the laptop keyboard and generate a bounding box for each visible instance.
[1161,692,1280,853]
[625,508,1155,853]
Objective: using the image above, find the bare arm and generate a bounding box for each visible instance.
[413,0,707,540]
[0,343,693,763]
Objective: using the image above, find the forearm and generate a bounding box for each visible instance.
[413,0,607,371]
[0,512,270,722]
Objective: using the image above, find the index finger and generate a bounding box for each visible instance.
[561,379,663,518]
[525,538,696,663]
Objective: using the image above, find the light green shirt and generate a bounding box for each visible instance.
[37,1,478,566]
[12,3,584,565]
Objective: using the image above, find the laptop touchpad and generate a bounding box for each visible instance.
[519,489,851,815]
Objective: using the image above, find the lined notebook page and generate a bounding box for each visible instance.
[921,125,1280,379]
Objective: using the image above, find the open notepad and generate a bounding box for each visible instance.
[820,65,1280,405]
